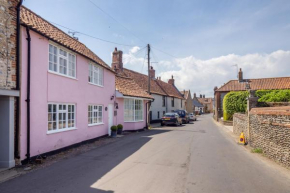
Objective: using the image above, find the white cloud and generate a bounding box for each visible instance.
[123,48,290,98]
[130,46,140,54]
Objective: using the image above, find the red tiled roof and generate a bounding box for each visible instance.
[216,77,290,92]
[115,75,153,99]
[155,79,184,99]
[198,97,213,104]
[20,6,114,72]
[123,69,167,96]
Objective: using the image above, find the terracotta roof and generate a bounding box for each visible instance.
[198,97,213,104]
[155,79,184,99]
[216,77,290,92]
[20,6,114,72]
[123,69,167,96]
[116,75,153,99]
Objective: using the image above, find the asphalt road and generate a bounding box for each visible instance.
[1,114,290,193]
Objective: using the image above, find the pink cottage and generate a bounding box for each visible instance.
[19,7,117,162]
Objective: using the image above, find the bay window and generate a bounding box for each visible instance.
[124,98,143,122]
[88,105,103,125]
[48,103,75,133]
[49,44,76,78]
[89,63,103,86]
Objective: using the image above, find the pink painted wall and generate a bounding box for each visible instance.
[115,98,147,131]
[20,28,116,160]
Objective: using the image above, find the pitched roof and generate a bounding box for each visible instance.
[20,6,114,72]
[115,75,153,99]
[123,68,167,96]
[155,79,184,99]
[192,98,204,107]
[180,90,190,99]
[216,77,290,92]
[198,97,213,104]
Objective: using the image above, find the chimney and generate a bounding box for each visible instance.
[194,93,196,98]
[112,47,123,73]
[214,86,218,91]
[149,66,155,79]
[203,94,205,98]
[238,68,243,82]
[168,75,175,85]
[200,94,202,98]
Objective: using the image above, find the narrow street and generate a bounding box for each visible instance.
[1,114,290,193]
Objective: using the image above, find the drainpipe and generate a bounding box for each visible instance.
[25,26,31,163]
[15,0,23,159]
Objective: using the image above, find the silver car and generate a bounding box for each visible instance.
[189,113,197,121]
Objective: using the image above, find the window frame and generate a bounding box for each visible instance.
[48,43,77,79]
[88,104,104,126]
[124,98,144,122]
[47,103,76,134]
[88,62,104,87]
[162,96,166,107]
[171,97,175,107]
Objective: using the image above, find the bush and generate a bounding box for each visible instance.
[223,91,249,121]
[117,124,123,130]
[111,125,117,131]
[257,90,290,102]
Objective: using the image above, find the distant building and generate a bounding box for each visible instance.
[197,95,213,113]
[192,93,204,114]
[180,90,193,113]
[214,68,290,121]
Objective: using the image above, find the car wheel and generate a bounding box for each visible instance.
[161,123,164,126]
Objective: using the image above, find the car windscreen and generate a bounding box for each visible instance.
[164,114,175,117]
[176,111,185,116]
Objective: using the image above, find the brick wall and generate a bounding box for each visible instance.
[249,107,290,168]
[0,0,18,90]
[233,113,248,138]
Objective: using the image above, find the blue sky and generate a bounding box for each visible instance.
[23,0,290,97]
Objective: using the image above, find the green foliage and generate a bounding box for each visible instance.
[111,125,117,131]
[257,90,290,102]
[223,91,249,121]
[117,124,123,130]
[251,148,263,154]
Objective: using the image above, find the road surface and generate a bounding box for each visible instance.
[1,114,290,193]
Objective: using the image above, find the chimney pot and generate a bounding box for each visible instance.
[168,75,175,85]
[238,68,243,82]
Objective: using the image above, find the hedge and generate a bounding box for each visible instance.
[256,90,290,102]
[223,91,248,121]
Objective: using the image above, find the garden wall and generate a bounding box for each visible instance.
[233,113,248,138]
[249,107,290,168]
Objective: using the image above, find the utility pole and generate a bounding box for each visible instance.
[147,44,151,94]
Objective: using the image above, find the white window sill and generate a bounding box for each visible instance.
[124,120,144,123]
[48,71,78,80]
[88,123,104,127]
[88,82,104,88]
[47,127,77,135]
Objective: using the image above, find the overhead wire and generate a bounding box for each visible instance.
[50,21,141,47]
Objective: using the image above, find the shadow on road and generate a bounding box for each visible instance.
[0,130,171,193]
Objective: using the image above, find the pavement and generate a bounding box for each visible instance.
[1,114,290,193]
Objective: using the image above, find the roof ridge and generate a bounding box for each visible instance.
[21,6,113,72]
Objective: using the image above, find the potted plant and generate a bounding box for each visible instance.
[111,125,117,137]
[117,124,123,135]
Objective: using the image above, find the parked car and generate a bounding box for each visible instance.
[189,113,197,121]
[174,110,190,124]
[161,113,182,126]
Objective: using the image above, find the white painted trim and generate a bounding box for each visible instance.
[47,127,77,135]
[48,70,78,80]
[88,82,104,88]
[48,42,77,79]
[88,123,104,127]
[0,89,19,97]
[88,104,103,125]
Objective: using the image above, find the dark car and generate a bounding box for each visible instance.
[161,113,182,126]
[174,110,190,124]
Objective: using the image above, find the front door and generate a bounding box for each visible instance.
[108,104,113,136]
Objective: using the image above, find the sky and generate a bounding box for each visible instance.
[23,0,290,97]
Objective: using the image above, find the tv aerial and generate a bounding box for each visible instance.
[68,31,79,40]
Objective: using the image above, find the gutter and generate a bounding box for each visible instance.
[15,0,23,159]
[25,26,31,163]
